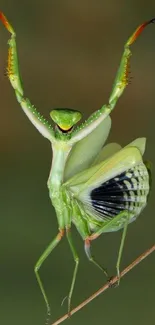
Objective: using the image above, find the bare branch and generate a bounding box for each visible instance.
[51,244,155,325]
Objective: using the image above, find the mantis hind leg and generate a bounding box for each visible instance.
[84,238,109,278]
[115,214,130,285]
[34,229,64,320]
[87,211,130,284]
[66,227,79,316]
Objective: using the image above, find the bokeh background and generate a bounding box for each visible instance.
[0,1,155,325]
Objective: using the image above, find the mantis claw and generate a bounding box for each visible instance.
[108,276,120,288]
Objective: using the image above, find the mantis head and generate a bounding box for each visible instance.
[50,109,82,133]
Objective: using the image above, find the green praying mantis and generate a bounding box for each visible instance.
[0,11,153,321]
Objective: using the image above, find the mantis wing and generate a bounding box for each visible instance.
[65,138,150,225]
[91,137,146,166]
[64,116,111,181]
[91,143,122,166]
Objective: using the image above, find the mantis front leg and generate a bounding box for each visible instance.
[0,12,55,141]
[70,19,155,144]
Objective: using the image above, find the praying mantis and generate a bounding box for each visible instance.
[0,11,153,321]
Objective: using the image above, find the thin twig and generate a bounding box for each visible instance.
[51,244,155,325]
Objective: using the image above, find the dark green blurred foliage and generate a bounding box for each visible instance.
[0,1,155,325]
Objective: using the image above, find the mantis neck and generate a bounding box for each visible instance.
[48,141,72,190]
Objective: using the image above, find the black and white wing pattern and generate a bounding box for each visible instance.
[89,163,150,221]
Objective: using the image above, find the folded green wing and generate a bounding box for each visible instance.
[64,116,111,181]
[65,140,143,189]
[91,143,122,166]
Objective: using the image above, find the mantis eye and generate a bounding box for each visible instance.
[50,109,82,131]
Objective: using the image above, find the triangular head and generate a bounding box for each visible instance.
[50,109,82,133]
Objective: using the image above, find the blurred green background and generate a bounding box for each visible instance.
[0,1,155,325]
